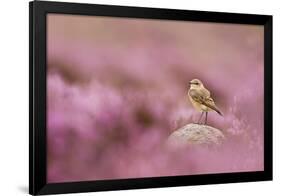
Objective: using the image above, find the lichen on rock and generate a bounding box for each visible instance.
[167,123,225,147]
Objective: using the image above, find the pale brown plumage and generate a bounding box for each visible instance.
[188,79,222,124]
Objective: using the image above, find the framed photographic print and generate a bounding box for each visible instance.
[29,1,272,195]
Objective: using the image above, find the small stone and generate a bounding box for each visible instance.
[167,123,225,147]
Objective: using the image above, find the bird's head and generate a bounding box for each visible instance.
[189,79,203,89]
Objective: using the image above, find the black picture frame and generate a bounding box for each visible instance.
[29,1,273,195]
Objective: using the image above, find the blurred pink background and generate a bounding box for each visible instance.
[47,14,264,183]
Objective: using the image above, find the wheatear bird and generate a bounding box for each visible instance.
[188,79,222,124]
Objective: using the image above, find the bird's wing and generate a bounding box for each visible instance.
[188,89,210,104]
[189,89,222,115]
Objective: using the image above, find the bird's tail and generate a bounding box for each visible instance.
[215,109,223,116]
[215,107,223,116]
[204,102,223,116]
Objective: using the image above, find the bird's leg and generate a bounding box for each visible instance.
[204,112,208,125]
[197,111,204,124]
